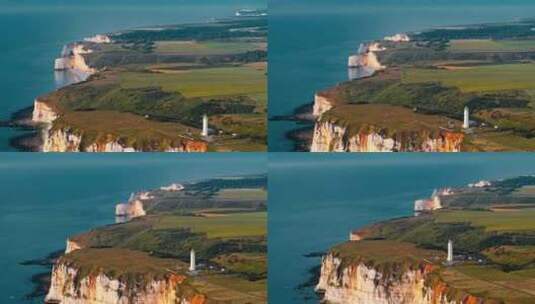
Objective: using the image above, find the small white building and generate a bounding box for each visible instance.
[189,249,196,272]
[463,106,470,129]
[201,114,209,137]
[447,240,453,263]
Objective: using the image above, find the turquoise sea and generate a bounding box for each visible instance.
[0,153,266,303]
[268,0,535,151]
[269,153,535,303]
[0,0,264,151]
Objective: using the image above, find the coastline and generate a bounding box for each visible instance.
[36,176,267,303]
[276,41,383,152]
[315,176,535,303]
[5,37,101,152]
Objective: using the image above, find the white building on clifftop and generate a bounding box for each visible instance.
[201,114,209,137]
[447,240,453,264]
[463,106,470,129]
[189,249,196,273]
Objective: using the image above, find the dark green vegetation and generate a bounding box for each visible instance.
[62,175,267,302]
[40,17,267,151]
[320,19,535,151]
[333,176,535,303]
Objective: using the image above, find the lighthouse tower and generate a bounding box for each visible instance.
[201,114,208,137]
[463,106,469,129]
[189,249,196,272]
[447,240,453,263]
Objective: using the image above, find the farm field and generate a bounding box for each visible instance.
[155,212,267,239]
[435,209,535,232]
[120,64,267,103]
[154,40,265,55]
[402,63,535,93]
[448,39,535,52]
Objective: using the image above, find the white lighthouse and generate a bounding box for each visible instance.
[447,240,453,263]
[463,106,469,129]
[201,114,208,137]
[189,249,196,272]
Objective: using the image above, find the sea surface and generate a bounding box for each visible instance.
[0,153,266,303]
[0,0,265,151]
[269,153,535,303]
[268,0,535,151]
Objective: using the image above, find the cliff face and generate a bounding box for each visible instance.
[45,262,206,304]
[54,43,96,75]
[316,253,477,304]
[65,239,83,254]
[32,99,58,124]
[42,128,208,152]
[312,94,334,117]
[42,128,83,152]
[116,199,146,219]
[348,43,386,70]
[310,120,464,152]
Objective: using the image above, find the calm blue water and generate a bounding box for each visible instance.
[0,153,266,303]
[268,0,535,151]
[0,0,265,151]
[269,153,535,303]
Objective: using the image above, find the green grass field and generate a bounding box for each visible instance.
[63,248,184,282]
[449,39,535,52]
[332,240,444,266]
[155,212,266,239]
[403,63,535,93]
[214,188,267,201]
[193,274,266,303]
[154,41,265,55]
[441,265,535,303]
[435,210,535,232]
[119,65,266,102]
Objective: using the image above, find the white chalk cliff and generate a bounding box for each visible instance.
[316,253,480,304]
[32,99,58,124]
[115,199,147,219]
[41,128,207,152]
[310,120,463,152]
[54,43,96,75]
[347,43,386,70]
[45,262,206,304]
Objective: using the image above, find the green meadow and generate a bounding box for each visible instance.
[403,63,535,93]
[449,39,535,52]
[119,64,266,103]
[155,212,267,239]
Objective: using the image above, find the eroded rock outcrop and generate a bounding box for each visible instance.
[312,93,334,117]
[42,128,208,152]
[54,43,96,75]
[316,253,480,304]
[347,42,386,70]
[45,262,206,304]
[310,120,463,152]
[65,239,83,254]
[32,98,58,124]
[116,199,146,219]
